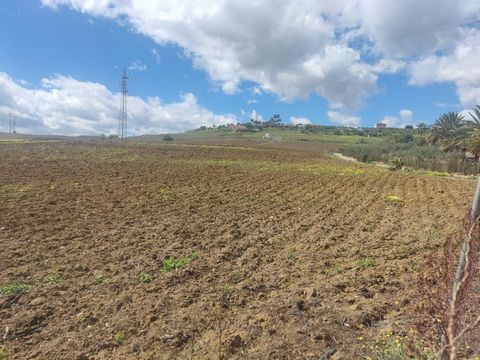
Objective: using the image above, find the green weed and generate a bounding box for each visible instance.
[0,282,33,295]
[93,274,107,285]
[114,331,125,344]
[162,252,198,272]
[152,187,172,201]
[364,331,436,360]
[358,258,376,269]
[43,271,61,284]
[219,283,233,295]
[287,248,296,260]
[0,346,7,360]
[139,273,153,283]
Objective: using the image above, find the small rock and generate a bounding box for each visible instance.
[76,354,89,360]
[228,335,244,353]
[30,297,46,306]
[331,350,344,360]
[304,287,318,299]
[296,300,307,311]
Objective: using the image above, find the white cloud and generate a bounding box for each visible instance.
[460,109,475,121]
[40,0,480,113]
[408,28,480,107]
[290,116,312,125]
[40,1,378,110]
[129,59,147,72]
[151,49,161,64]
[399,109,414,125]
[249,109,263,122]
[357,0,476,58]
[327,111,360,127]
[0,72,235,135]
[380,115,398,128]
[379,109,414,128]
[246,99,258,105]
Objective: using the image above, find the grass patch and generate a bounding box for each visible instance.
[139,273,153,284]
[0,183,33,192]
[358,258,376,269]
[0,282,33,295]
[184,159,370,176]
[43,271,61,284]
[162,252,198,272]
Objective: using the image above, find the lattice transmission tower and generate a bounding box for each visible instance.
[118,68,129,140]
[9,112,16,134]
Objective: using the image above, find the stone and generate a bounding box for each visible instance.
[30,297,46,306]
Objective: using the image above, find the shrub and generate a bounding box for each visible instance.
[388,157,404,171]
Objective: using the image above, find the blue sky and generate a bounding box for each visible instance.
[0,1,479,135]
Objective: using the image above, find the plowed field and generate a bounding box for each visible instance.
[0,141,475,359]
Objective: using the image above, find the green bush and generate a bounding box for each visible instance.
[338,142,473,174]
[387,157,403,171]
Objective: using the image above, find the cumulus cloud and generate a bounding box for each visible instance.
[408,28,480,107]
[399,109,414,125]
[290,117,312,125]
[379,109,414,128]
[327,111,360,127]
[0,72,235,135]
[40,0,480,112]
[39,1,376,110]
[249,109,263,122]
[379,115,398,128]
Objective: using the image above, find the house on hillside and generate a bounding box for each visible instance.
[374,122,386,129]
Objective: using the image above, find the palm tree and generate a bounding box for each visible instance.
[429,112,468,151]
[464,106,480,159]
[467,105,480,129]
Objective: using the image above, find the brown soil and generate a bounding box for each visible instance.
[0,141,475,359]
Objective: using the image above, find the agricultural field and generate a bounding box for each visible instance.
[0,139,476,359]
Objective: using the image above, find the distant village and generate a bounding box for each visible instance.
[195,113,419,137]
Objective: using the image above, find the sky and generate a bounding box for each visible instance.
[0,0,479,135]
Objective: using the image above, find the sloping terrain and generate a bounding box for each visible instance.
[0,142,475,359]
